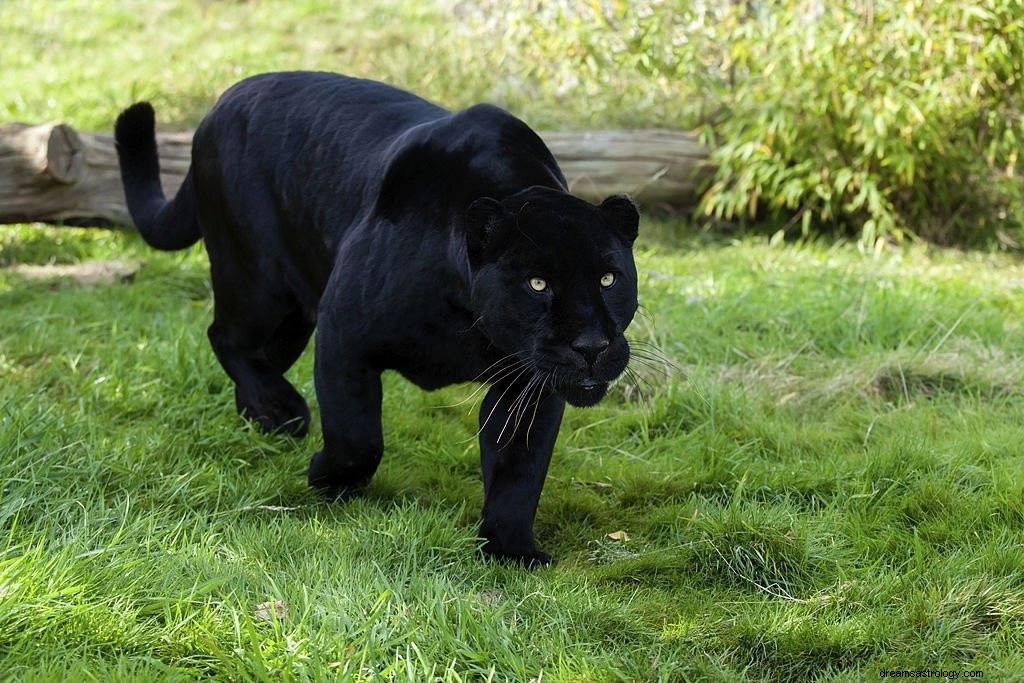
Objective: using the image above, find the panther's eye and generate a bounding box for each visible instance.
[600,272,616,288]
[528,277,548,292]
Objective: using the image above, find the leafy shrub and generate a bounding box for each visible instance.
[698,0,1024,247]
[460,1,1024,247]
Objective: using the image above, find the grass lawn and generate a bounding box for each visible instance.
[3,1,1024,681]
[3,225,1023,681]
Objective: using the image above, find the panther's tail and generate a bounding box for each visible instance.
[114,102,201,251]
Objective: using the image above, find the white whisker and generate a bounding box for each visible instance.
[470,364,534,443]
[510,371,546,443]
[436,354,526,409]
[523,373,550,449]
[497,371,540,446]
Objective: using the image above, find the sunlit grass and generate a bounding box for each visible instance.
[3,0,1024,679]
[0,0,673,133]
[3,223,1024,680]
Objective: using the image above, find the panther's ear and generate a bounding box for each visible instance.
[600,194,640,246]
[465,197,508,266]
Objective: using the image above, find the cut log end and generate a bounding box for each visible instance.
[46,124,86,184]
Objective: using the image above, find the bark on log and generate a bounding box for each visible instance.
[543,129,712,208]
[0,122,710,228]
[0,123,190,227]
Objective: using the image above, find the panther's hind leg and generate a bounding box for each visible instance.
[207,287,313,437]
[264,307,317,375]
[197,177,319,437]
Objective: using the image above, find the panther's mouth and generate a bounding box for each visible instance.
[534,341,629,407]
[557,377,610,407]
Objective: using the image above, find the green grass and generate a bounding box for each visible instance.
[0,0,671,133]
[4,0,1024,680]
[3,225,1024,680]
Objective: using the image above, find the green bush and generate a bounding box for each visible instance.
[699,0,1024,247]
[464,1,1024,247]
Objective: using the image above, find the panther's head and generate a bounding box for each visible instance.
[465,186,639,408]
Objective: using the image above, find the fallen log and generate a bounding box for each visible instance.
[0,122,711,228]
[541,129,712,208]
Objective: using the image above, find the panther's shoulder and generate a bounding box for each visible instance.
[375,104,566,219]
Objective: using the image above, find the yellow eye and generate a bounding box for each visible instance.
[600,272,616,288]
[529,277,548,292]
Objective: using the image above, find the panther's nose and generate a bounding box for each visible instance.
[572,334,610,367]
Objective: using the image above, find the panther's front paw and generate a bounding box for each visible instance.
[307,450,370,500]
[480,539,555,569]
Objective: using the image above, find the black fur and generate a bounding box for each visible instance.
[114,72,640,566]
[114,102,201,250]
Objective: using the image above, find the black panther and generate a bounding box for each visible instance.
[114,71,639,565]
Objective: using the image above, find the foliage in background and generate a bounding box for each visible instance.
[4,0,1021,246]
[460,0,1024,247]
[699,0,1024,248]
